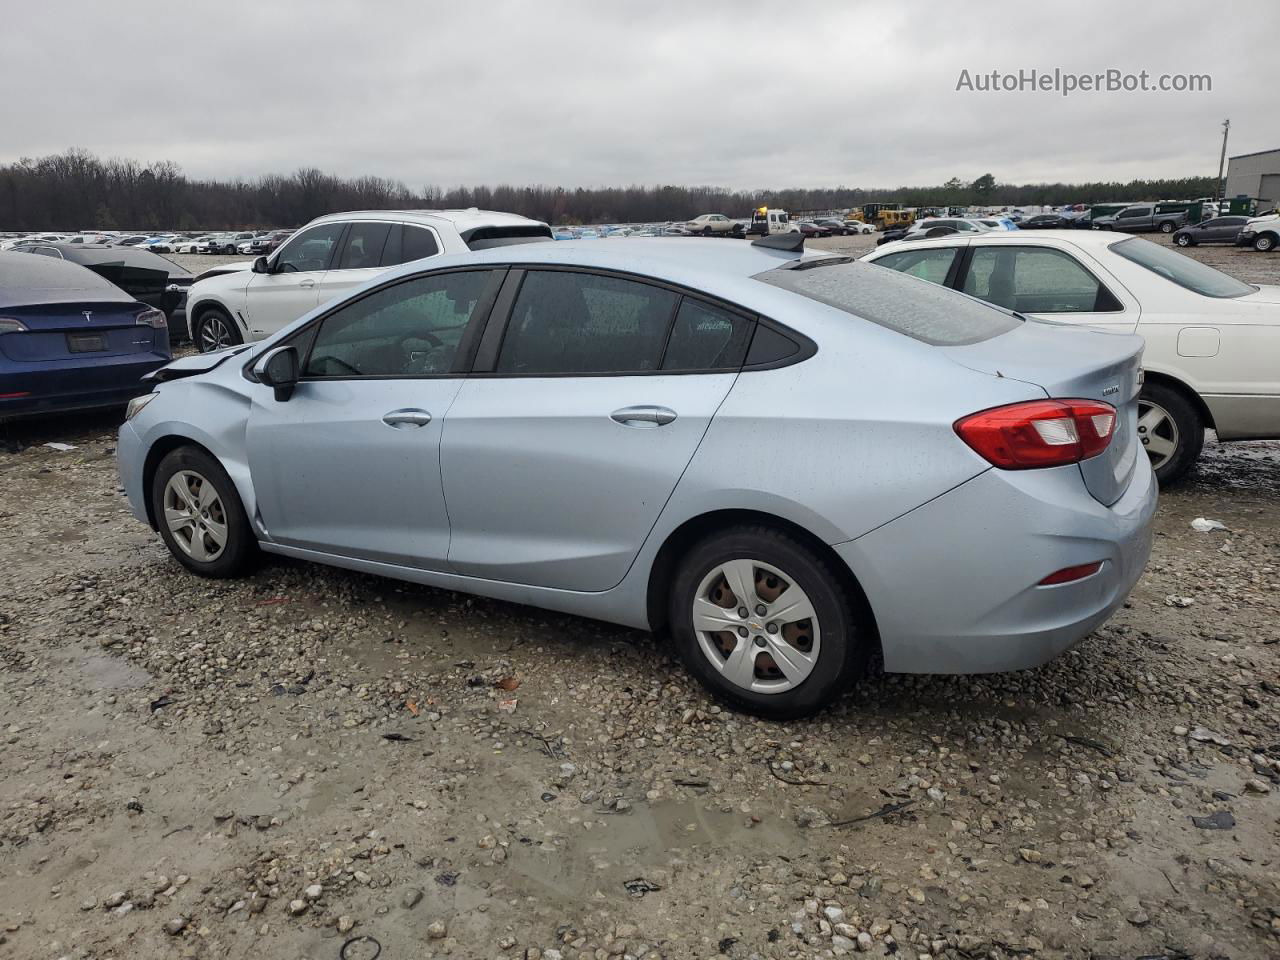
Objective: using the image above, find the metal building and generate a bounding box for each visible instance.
[1224,148,1280,211]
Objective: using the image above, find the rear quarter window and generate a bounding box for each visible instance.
[1111,236,1255,298]
[755,260,1021,346]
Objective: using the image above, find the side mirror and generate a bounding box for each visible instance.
[252,256,270,274]
[253,346,299,402]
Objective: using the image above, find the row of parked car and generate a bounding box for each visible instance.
[6,205,1277,490]
[0,229,296,256]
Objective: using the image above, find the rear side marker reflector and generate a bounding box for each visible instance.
[955,399,1118,469]
[1039,561,1104,586]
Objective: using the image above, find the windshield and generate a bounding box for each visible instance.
[756,259,1021,346]
[1111,237,1255,298]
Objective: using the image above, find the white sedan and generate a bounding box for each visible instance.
[841,220,877,235]
[863,230,1280,482]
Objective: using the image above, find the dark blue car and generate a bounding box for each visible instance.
[0,252,171,418]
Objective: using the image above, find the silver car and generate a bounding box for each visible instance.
[117,236,1157,718]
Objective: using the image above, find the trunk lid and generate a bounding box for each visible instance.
[941,318,1145,506]
[0,302,162,362]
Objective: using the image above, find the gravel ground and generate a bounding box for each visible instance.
[1,237,1279,960]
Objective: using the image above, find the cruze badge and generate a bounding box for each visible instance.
[1102,384,1119,396]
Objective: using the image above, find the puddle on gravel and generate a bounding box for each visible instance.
[47,646,153,693]
[504,799,801,903]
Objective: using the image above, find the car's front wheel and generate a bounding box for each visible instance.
[669,526,869,719]
[150,446,257,578]
[1255,233,1277,252]
[1138,383,1204,485]
[192,306,242,353]
[1175,234,1194,247]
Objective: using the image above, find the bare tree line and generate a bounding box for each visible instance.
[0,149,1219,231]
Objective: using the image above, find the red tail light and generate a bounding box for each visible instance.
[1039,561,1104,585]
[955,399,1117,469]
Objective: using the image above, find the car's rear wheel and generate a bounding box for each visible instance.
[1160,221,1175,233]
[193,306,241,353]
[1175,234,1194,247]
[150,446,257,578]
[669,526,869,719]
[1255,233,1277,252]
[1138,383,1204,485]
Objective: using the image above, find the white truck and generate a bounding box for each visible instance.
[745,207,799,237]
[1238,212,1280,252]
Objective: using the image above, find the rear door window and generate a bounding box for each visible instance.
[336,222,392,270]
[496,271,678,374]
[755,260,1020,346]
[961,246,1122,313]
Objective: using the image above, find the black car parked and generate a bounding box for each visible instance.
[1019,213,1073,229]
[22,243,195,342]
[1171,216,1250,248]
[815,219,855,236]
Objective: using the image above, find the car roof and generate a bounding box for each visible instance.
[371,237,841,299]
[0,250,135,308]
[306,208,547,231]
[42,243,192,277]
[872,229,1126,252]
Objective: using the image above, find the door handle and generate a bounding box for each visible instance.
[610,405,677,427]
[299,278,316,288]
[381,408,432,428]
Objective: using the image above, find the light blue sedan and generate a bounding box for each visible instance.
[117,235,1156,718]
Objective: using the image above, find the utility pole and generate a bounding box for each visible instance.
[1215,118,1230,204]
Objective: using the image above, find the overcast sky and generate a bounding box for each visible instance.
[3,0,1276,190]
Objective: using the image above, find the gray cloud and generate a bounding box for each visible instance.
[2,0,1275,189]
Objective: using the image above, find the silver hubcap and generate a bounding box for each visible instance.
[163,470,228,562]
[1137,400,1179,470]
[692,559,820,694]
[199,316,232,352]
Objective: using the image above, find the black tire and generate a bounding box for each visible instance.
[150,446,257,578]
[192,305,242,353]
[1159,221,1175,233]
[1175,234,1194,247]
[1255,233,1277,252]
[702,226,713,235]
[668,525,870,720]
[1139,382,1204,485]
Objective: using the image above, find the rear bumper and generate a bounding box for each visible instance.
[0,353,168,418]
[835,457,1156,674]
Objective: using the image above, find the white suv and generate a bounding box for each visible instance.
[186,209,551,351]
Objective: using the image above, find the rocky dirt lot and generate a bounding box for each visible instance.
[1,238,1279,960]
